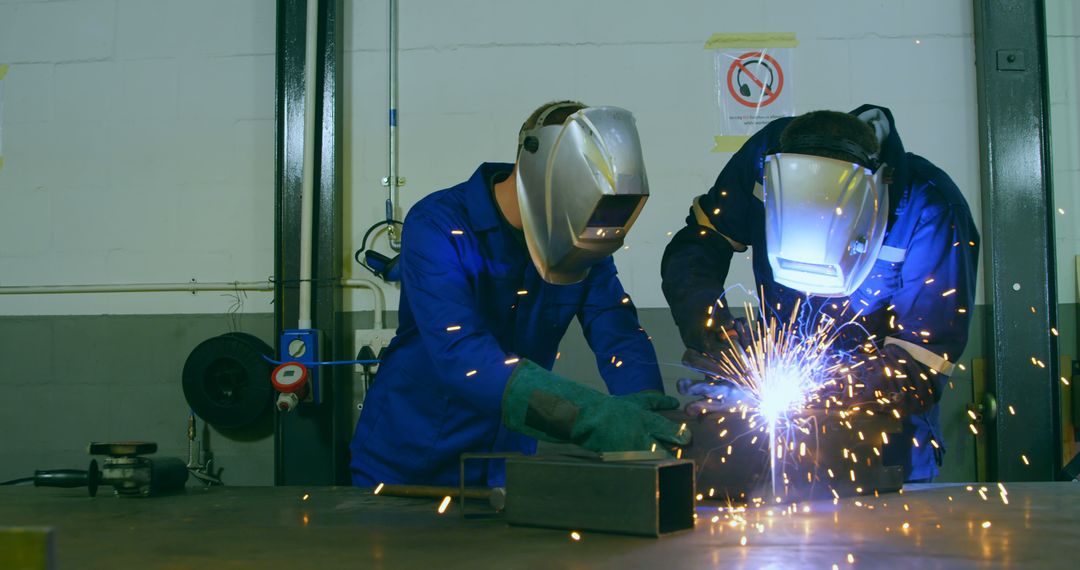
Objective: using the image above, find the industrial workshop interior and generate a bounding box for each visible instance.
[1,0,1079,568]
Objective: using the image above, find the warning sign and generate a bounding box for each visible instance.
[726,51,784,108]
[713,46,795,136]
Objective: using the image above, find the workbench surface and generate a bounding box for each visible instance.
[2,482,1078,569]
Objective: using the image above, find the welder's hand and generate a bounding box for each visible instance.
[502,360,692,452]
[696,316,753,364]
[677,377,753,417]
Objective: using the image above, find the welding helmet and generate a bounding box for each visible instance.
[516,105,648,284]
[763,136,888,297]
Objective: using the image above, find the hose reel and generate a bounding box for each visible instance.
[182,332,275,429]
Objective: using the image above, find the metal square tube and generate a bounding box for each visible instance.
[505,456,694,537]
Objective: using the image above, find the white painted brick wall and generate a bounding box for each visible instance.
[5,0,1075,313]
[1047,0,1080,302]
[0,0,276,315]
[344,0,984,311]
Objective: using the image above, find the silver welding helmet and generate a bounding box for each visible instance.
[516,105,648,284]
[763,151,888,297]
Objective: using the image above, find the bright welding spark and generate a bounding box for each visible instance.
[982,521,992,529]
[302,493,310,501]
[374,483,385,495]
[437,496,452,514]
[446,325,462,332]
[450,229,464,235]
[570,531,582,541]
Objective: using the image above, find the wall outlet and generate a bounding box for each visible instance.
[354,328,397,373]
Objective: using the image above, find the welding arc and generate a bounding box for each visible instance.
[182,333,275,429]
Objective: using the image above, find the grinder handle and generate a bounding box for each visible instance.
[33,469,88,488]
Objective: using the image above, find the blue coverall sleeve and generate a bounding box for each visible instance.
[398,213,515,417]
[660,120,784,350]
[857,201,980,414]
[577,258,665,395]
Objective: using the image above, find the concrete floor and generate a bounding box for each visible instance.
[1,482,1078,569]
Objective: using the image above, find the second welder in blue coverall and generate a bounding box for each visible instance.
[661,104,979,481]
[351,159,685,487]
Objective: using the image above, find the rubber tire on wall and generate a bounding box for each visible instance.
[182,334,275,429]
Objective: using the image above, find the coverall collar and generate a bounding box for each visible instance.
[464,162,515,232]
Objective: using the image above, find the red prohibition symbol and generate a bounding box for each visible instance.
[726,51,785,108]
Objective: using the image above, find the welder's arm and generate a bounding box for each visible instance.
[661,225,738,354]
[661,121,779,354]
[398,214,524,416]
[576,257,666,395]
[853,207,979,414]
[502,360,690,452]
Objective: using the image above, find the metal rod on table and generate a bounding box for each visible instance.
[377,484,492,501]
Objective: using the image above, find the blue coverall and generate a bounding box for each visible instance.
[661,105,979,481]
[350,162,664,487]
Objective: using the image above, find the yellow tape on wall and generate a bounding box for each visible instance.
[0,63,9,79]
[711,135,751,153]
[704,32,798,49]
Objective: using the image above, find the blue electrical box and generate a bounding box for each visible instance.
[279,329,321,404]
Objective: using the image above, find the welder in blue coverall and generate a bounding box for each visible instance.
[351,101,690,487]
[662,105,978,482]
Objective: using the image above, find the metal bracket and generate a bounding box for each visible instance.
[996,49,1026,71]
[381,176,406,187]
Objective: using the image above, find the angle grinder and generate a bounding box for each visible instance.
[25,441,188,497]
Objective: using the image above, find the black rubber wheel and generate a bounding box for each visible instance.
[182,334,274,429]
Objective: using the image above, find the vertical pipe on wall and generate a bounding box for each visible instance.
[297,0,321,329]
[386,0,402,250]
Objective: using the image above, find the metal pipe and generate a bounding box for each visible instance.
[386,0,402,251]
[297,0,320,329]
[0,278,384,323]
[0,279,386,329]
[0,281,275,294]
[377,484,491,501]
[341,278,386,329]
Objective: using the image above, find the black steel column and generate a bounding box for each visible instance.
[973,0,1061,481]
[274,0,347,485]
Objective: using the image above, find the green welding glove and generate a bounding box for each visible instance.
[620,390,682,412]
[502,360,691,452]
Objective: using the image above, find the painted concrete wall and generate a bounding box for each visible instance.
[1047,0,1080,305]
[1,0,984,316]
[344,0,985,312]
[0,0,276,316]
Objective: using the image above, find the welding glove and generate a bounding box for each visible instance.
[502,360,691,452]
[695,316,752,363]
[676,376,754,417]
